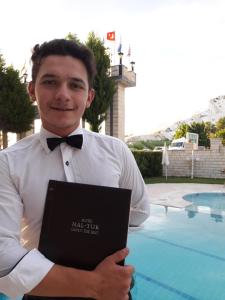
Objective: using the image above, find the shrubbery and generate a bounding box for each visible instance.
[131,150,162,177]
[128,139,169,151]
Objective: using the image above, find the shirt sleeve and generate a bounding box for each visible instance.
[119,143,150,226]
[0,249,54,298]
[0,154,54,298]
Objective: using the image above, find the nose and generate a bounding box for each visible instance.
[55,83,70,102]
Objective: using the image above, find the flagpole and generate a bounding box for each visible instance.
[113,39,116,66]
[127,44,131,65]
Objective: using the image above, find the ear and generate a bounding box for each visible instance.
[86,89,95,108]
[28,81,36,102]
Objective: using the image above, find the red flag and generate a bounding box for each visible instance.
[107,31,115,41]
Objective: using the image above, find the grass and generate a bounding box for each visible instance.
[144,176,225,184]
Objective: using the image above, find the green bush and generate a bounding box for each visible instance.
[132,150,162,177]
[127,139,169,150]
[128,141,145,150]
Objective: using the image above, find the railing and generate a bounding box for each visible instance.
[110,65,136,87]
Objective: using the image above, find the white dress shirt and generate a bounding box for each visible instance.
[0,127,150,298]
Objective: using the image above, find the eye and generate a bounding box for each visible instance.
[69,81,84,90]
[42,79,57,86]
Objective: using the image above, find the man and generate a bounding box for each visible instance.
[0,39,150,299]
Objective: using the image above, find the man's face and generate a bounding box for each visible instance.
[29,55,95,136]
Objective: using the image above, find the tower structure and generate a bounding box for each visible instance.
[105,53,136,141]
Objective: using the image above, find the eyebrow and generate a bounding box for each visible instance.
[40,74,86,87]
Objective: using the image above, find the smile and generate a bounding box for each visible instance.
[51,107,74,111]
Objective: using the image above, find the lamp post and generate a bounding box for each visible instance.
[130,61,135,71]
[118,51,123,65]
[118,52,123,76]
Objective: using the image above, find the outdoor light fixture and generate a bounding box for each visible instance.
[130,61,135,71]
[118,52,124,65]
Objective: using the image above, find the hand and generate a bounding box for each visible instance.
[94,248,134,300]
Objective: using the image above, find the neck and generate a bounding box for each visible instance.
[42,125,80,137]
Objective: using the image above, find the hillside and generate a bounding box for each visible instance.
[126,95,225,142]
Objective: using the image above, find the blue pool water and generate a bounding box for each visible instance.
[1,192,225,300]
[127,192,225,300]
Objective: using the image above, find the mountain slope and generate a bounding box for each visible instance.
[126,95,225,142]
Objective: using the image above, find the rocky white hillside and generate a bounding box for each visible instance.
[126,95,225,142]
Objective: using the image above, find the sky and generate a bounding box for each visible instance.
[1,0,225,136]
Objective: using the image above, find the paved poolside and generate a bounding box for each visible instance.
[146,183,225,208]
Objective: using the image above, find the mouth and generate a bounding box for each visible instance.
[51,107,74,111]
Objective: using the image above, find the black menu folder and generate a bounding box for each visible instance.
[38,180,132,271]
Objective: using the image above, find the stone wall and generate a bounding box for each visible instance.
[164,138,225,179]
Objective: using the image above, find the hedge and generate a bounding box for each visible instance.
[131,150,162,177]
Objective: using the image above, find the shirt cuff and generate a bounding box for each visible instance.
[129,207,150,226]
[0,248,54,298]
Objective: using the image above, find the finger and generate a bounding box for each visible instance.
[106,248,130,264]
[125,264,135,275]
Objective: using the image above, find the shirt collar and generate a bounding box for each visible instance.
[39,126,84,153]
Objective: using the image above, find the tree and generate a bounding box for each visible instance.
[173,121,213,147]
[0,63,36,148]
[205,121,216,136]
[84,32,116,132]
[173,123,190,139]
[0,54,5,70]
[188,122,210,147]
[65,32,81,44]
[216,117,225,131]
[214,117,225,145]
[214,128,225,145]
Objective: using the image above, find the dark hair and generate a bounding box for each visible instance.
[30,39,97,88]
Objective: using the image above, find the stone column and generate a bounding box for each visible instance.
[105,64,136,141]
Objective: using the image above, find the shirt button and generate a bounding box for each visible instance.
[65,161,69,166]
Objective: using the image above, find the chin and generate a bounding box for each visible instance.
[52,117,76,128]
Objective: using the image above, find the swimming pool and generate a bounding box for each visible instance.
[127,192,225,300]
[1,192,225,300]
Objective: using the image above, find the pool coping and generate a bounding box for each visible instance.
[146,183,225,208]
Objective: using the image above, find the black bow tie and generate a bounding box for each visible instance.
[47,134,83,151]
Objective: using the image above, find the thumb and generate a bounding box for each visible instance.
[106,248,130,264]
